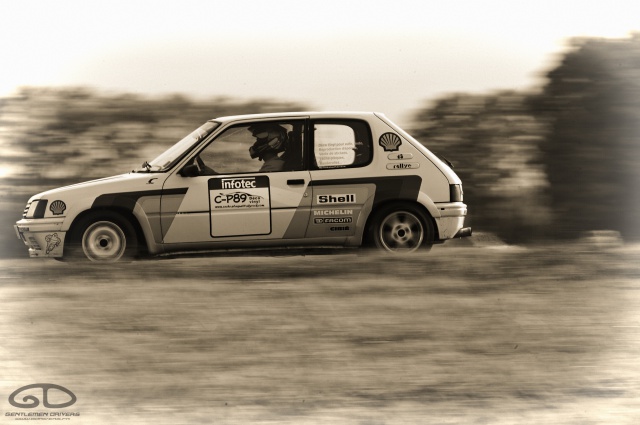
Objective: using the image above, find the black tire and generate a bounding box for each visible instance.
[367,203,434,253]
[67,211,139,262]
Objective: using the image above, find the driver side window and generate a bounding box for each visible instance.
[195,120,306,175]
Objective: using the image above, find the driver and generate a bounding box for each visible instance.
[248,124,287,172]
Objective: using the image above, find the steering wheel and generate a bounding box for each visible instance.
[195,155,217,175]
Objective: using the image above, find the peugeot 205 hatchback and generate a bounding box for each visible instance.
[14,112,471,262]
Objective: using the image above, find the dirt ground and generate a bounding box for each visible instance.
[1,243,639,424]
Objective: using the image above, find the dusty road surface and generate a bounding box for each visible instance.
[1,243,639,424]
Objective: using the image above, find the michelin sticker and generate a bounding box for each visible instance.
[209,176,271,237]
[45,233,61,254]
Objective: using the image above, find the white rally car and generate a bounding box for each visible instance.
[15,112,471,261]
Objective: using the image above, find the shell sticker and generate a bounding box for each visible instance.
[50,200,66,215]
[378,133,402,152]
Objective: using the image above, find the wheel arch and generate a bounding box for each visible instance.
[65,207,148,255]
[362,199,439,246]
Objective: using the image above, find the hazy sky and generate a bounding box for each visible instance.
[1,0,639,124]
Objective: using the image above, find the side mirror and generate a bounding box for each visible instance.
[179,164,199,177]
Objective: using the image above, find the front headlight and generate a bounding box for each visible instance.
[449,184,463,202]
[24,199,48,218]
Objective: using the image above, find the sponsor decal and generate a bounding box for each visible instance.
[45,233,61,255]
[313,209,353,216]
[208,176,271,237]
[210,177,269,210]
[330,226,351,231]
[314,217,353,224]
[386,162,420,170]
[49,200,66,216]
[212,192,265,208]
[317,194,356,204]
[9,383,77,409]
[28,237,41,251]
[220,177,258,189]
[309,176,422,209]
[379,133,402,152]
[387,152,413,160]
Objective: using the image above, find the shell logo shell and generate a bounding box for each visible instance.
[50,200,66,215]
[379,133,402,152]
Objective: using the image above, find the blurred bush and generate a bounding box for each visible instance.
[0,89,308,257]
[410,91,552,243]
[0,87,309,189]
[411,34,640,243]
[533,35,640,241]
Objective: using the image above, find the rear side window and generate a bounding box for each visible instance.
[312,120,372,169]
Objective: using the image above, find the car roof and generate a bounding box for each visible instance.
[211,111,384,123]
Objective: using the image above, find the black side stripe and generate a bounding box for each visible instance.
[92,188,189,211]
[309,176,422,206]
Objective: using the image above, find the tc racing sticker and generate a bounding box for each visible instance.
[208,176,271,237]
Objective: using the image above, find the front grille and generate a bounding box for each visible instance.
[23,202,31,218]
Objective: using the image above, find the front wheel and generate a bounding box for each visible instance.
[368,204,434,253]
[68,212,138,262]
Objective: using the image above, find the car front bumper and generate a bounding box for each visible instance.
[15,218,67,258]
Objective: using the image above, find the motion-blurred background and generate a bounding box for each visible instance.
[1,1,639,257]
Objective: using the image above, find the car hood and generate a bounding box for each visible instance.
[30,173,163,201]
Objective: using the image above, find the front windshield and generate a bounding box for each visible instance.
[138,121,220,172]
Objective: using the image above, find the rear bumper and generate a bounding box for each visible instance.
[433,202,469,240]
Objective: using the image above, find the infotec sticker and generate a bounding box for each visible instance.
[209,177,268,210]
[208,176,272,237]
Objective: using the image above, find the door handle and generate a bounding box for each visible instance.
[287,179,305,186]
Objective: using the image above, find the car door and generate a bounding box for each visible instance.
[306,119,375,239]
[160,119,311,245]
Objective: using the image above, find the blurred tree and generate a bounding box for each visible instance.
[0,88,309,258]
[411,91,551,243]
[0,87,309,186]
[533,34,640,240]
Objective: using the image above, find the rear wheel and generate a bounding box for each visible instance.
[368,204,434,253]
[68,212,138,262]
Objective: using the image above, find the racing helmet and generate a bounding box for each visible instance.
[248,124,287,160]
